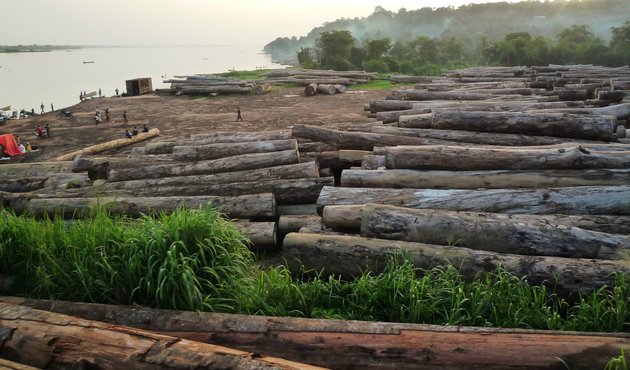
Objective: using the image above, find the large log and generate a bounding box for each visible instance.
[0,161,73,178]
[0,303,321,370]
[0,177,48,193]
[372,126,590,146]
[392,90,495,101]
[291,124,459,150]
[50,178,333,205]
[107,149,299,182]
[360,204,630,260]
[322,204,630,235]
[384,145,630,170]
[316,185,630,215]
[283,233,630,294]
[430,112,615,141]
[53,128,160,161]
[79,162,320,193]
[341,168,630,189]
[9,194,276,219]
[234,221,277,250]
[172,139,298,161]
[4,298,629,370]
[189,130,292,142]
[277,215,323,236]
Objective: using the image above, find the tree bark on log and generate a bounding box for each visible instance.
[53,129,160,161]
[277,215,323,236]
[392,90,495,101]
[322,204,630,235]
[189,130,292,142]
[0,161,73,179]
[282,233,630,294]
[360,204,630,260]
[292,124,458,150]
[0,303,321,370]
[430,112,615,141]
[316,185,630,215]
[384,145,630,171]
[8,193,276,219]
[341,168,630,189]
[372,126,590,146]
[4,297,629,370]
[107,149,299,182]
[144,141,177,154]
[172,139,298,161]
[276,204,319,216]
[304,83,318,97]
[360,155,385,170]
[317,84,337,95]
[0,177,48,193]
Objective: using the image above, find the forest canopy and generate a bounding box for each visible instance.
[264,0,630,73]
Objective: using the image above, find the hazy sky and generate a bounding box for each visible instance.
[2,0,525,46]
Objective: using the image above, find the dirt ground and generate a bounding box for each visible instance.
[0,86,391,162]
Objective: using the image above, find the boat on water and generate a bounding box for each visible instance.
[83,61,95,64]
[1,106,10,111]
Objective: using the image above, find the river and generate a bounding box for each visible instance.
[0,46,287,114]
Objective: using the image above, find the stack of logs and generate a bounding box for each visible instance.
[165,75,271,95]
[262,69,377,86]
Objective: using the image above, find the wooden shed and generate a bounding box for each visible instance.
[125,78,153,96]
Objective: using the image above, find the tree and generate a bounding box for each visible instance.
[316,30,356,70]
[365,38,392,60]
[297,47,319,69]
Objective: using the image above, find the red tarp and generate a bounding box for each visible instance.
[0,134,23,156]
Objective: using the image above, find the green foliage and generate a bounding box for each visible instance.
[316,30,356,70]
[606,349,628,370]
[296,47,318,69]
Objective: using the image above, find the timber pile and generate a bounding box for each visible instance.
[165,75,271,95]
[286,64,630,295]
[262,69,377,86]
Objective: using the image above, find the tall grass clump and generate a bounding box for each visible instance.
[0,206,253,311]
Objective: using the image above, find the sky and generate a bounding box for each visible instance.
[1,0,525,46]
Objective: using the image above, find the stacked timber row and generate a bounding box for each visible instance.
[262,69,377,86]
[2,130,339,251]
[165,75,271,95]
[288,66,630,295]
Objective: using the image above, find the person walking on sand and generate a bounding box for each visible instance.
[105,107,110,122]
[45,123,50,138]
[236,107,243,122]
[123,111,128,125]
[40,103,44,114]
[115,88,119,97]
[50,103,54,112]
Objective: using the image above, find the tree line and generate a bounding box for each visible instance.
[292,21,630,75]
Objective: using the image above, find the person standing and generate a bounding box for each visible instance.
[45,123,51,138]
[105,107,110,122]
[123,111,128,125]
[98,88,102,97]
[40,103,45,114]
[115,88,119,97]
[236,107,243,122]
[50,103,54,112]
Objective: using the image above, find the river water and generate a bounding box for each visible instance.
[0,46,287,114]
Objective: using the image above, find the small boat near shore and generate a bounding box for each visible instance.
[83,61,95,64]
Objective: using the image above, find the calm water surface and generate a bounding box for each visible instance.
[0,46,286,113]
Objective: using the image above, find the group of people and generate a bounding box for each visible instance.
[34,124,51,140]
[94,106,111,125]
[40,103,54,114]
[125,124,149,138]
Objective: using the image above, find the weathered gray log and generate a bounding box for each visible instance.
[283,232,630,294]
[317,84,337,95]
[384,145,630,170]
[297,141,338,153]
[107,149,299,182]
[174,85,252,94]
[189,130,292,142]
[9,193,276,219]
[144,141,177,154]
[322,204,630,234]
[392,90,495,101]
[7,297,629,370]
[430,111,615,141]
[172,139,298,161]
[277,215,323,236]
[0,177,48,193]
[292,124,459,150]
[277,204,319,216]
[316,185,630,215]
[234,221,277,250]
[304,83,318,96]
[316,150,371,170]
[373,126,591,146]
[0,303,319,370]
[333,84,347,93]
[0,161,73,179]
[341,168,630,189]
[77,162,320,194]
[360,204,630,260]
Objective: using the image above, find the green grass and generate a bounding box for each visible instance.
[606,350,628,370]
[349,79,412,90]
[1,207,629,335]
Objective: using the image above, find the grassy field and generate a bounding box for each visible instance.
[1,206,628,334]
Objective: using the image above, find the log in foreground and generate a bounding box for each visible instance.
[108,149,300,182]
[323,204,630,235]
[3,298,628,370]
[384,145,630,170]
[283,232,630,294]
[53,128,160,161]
[234,221,278,250]
[0,161,73,179]
[0,303,323,370]
[9,194,276,219]
[360,204,630,260]
[430,112,615,141]
[341,168,630,189]
[316,185,630,215]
